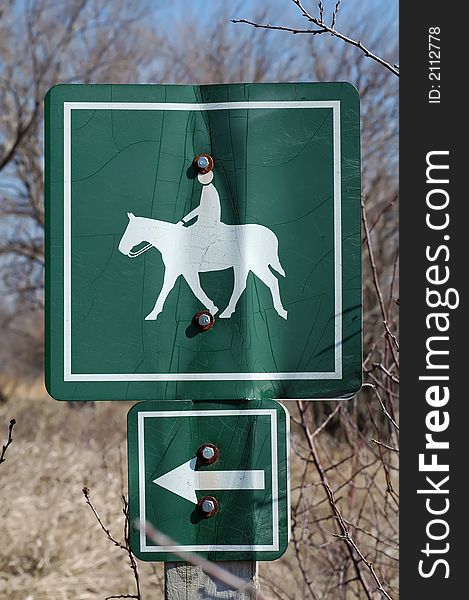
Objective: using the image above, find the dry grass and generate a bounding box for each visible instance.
[0,384,163,599]
[0,384,397,599]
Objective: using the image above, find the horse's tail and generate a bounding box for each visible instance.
[269,241,286,277]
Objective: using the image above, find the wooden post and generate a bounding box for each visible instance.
[165,561,258,599]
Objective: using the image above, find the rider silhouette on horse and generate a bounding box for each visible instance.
[178,170,221,231]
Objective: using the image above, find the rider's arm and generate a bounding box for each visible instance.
[181,206,199,224]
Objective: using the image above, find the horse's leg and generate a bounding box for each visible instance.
[252,265,288,320]
[183,270,218,315]
[219,267,249,319]
[145,269,179,320]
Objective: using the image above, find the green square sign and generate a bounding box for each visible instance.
[45,83,361,400]
[127,399,289,561]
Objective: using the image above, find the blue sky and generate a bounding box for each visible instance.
[153,0,398,68]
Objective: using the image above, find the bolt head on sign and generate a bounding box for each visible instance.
[45,83,361,401]
[127,399,290,561]
[193,310,214,331]
[202,446,215,460]
[202,499,215,513]
[194,153,213,173]
[198,313,211,327]
[198,443,218,465]
[199,496,219,517]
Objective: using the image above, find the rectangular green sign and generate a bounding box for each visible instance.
[45,83,361,400]
[127,399,290,561]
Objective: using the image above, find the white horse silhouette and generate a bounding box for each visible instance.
[118,212,287,321]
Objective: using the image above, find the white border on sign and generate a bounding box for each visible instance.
[63,100,342,382]
[137,408,281,553]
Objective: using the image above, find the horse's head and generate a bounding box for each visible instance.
[118,212,145,257]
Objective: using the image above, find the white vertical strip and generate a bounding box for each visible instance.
[333,102,343,377]
[283,403,292,541]
[138,413,147,552]
[63,104,72,379]
[270,410,279,551]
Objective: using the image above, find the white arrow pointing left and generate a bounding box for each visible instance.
[153,457,265,504]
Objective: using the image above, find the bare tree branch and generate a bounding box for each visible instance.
[362,197,400,366]
[82,487,141,600]
[232,0,399,77]
[296,401,395,600]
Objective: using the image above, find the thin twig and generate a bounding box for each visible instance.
[83,488,141,600]
[0,419,16,465]
[362,198,400,365]
[362,384,399,432]
[372,440,399,453]
[331,0,341,29]
[122,496,142,600]
[364,362,399,384]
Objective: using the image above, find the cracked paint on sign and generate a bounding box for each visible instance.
[127,399,290,561]
[45,83,362,401]
[118,170,287,321]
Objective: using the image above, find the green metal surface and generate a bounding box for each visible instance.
[127,399,289,561]
[45,83,361,400]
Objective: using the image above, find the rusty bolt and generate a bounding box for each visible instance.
[194,153,214,174]
[193,310,214,332]
[197,443,219,465]
[198,495,219,517]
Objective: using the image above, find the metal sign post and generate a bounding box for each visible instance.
[164,562,258,599]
